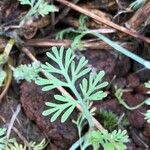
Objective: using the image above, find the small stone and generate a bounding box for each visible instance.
[127,74,140,88]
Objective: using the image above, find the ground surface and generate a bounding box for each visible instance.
[0,0,150,149]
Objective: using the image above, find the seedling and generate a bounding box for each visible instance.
[18,0,58,25]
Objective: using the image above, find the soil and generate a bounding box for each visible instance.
[0,0,150,150]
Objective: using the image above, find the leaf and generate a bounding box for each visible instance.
[42,93,78,122]
[38,2,58,17]
[145,110,150,123]
[145,81,150,89]
[145,98,150,105]
[80,71,108,101]
[0,128,6,149]
[11,61,41,82]
[88,91,107,101]
[0,67,6,87]
[36,46,107,125]
[90,129,129,150]
[18,0,31,5]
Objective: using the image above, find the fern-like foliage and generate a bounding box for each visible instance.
[42,93,78,122]
[90,129,129,150]
[11,61,41,82]
[36,46,108,124]
[71,113,128,150]
[6,142,26,150]
[0,128,6,149]
[18,0,58,25]
[6,138,47,150]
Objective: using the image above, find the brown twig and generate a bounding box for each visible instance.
[56,0,150,44]
[54,0,80,26]
[21,47,105,131]
[25,38,136,52]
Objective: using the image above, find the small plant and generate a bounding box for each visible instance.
[35,46,129,149]
[70,113,129,150]
[18,0,58,25]
[0,127,47,150]
[11,61,41,82]
[90,129,129,150]
[36,46,108,125]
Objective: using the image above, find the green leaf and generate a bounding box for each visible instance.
[0,67,6,87]
[145,110,150,123]
[11,61,41,82]
[38,3,58,17]
[42,93,78,122]
[80,71,108,101]
[0,128,6,149]
[18,0,31,5]
[90,129,129,150]
[36,46,107,126]
[145,98,150,105]
[88,91,107,101]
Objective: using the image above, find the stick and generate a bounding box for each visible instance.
[56,0,150,44]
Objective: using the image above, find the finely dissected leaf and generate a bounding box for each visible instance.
[42,93,78,122]
[145,110,150,123]
[11,61,41,82]
[19,0,58,25]
[0,128,6,149]
[90,129,129,150]
[38,2,58,17]
[80,71,108,101]
[18,0,31,5]
[36,46,108,124]
[30,139,47,150]
[145,98,150,105]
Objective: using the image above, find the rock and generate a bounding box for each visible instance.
[83,50,130,80]
[135,84,149,95]
[127,74,140,88]
[143,123,150,137]
[128,107,146,128]
[123,92,145,106]
[20,82,77,149]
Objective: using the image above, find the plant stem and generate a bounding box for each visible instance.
[120,100,145,110]
[71,85,94,128]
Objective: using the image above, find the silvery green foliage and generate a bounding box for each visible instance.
[90,129,129,150]
[0,128,6,149]
[70,114,129,150]
[36,46,108,123]
[18,0,58,17]
[11,61,41,82]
